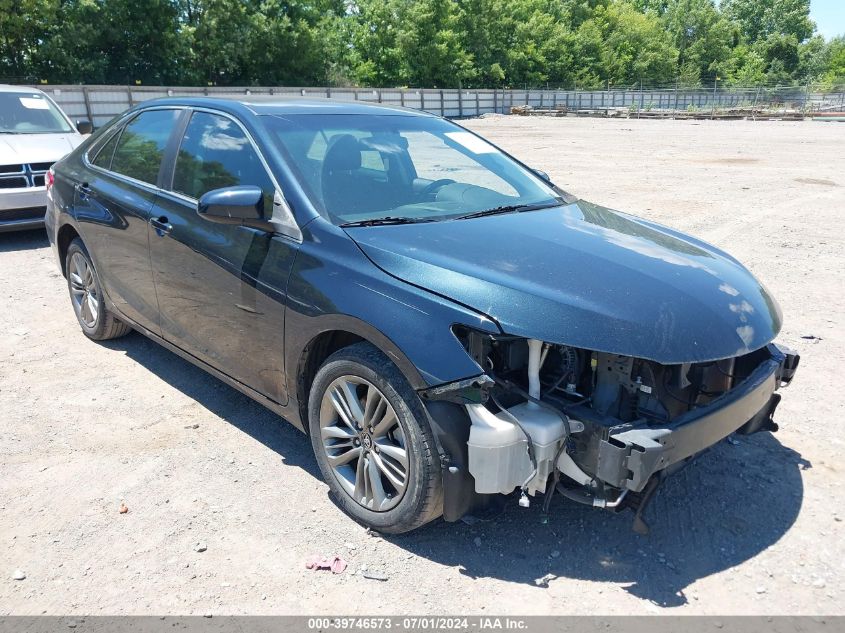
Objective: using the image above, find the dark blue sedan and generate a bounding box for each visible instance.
[46,98,798,533]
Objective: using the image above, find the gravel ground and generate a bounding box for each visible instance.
[1,117,843,615]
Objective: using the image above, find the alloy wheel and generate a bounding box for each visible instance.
[69,252,99,328]
[319,375,409,511]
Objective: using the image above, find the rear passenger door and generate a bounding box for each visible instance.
[74,108,182,333]
[148,110,298,404]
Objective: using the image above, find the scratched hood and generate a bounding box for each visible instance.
[346,201,782,364]
[0,132,82,164]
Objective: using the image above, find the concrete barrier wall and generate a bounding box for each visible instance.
[29,84,845,127]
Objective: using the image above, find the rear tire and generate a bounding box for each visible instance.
[65,238,131,341]
[308,342,442,534]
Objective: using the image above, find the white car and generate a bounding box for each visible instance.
[0,85,90,232]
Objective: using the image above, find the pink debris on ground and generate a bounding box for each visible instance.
[305,555,348,574]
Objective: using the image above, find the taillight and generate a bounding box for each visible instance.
[46,168,55,190]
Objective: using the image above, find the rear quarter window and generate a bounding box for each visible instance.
[91,129,122,170]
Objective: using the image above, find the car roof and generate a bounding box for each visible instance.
[134,96,434,118]
[0,84,47,94]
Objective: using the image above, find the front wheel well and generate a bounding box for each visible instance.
[297,330,366,427]
[57,224,81,277]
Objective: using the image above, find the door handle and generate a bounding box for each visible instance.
[76,182,92,200]
[150,215,172,236]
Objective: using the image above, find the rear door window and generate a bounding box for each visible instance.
[172,111,275,211]
[111,109,180,185]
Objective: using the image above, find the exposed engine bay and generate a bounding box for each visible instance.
[430,327,800,530]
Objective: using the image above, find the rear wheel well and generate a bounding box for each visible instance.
[57,224,81,277]
[297,331,365,427]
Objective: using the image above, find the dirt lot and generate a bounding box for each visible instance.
[1,117,843,616]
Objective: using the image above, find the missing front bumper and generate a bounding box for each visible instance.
[594,344,798,492]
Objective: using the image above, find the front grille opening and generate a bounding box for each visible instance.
[0,162,55,188]
[0,206,46,222]
[0,177,28,189]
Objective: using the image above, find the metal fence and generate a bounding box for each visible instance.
[28,84,845,128]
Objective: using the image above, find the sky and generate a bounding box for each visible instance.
[811,0,845,38]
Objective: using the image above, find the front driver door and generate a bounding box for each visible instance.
[148,110,298,404]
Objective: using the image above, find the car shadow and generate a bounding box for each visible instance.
[103,331,806,608]
[100,332,323,481]
[388,431,808,607]
[0,228,49,252]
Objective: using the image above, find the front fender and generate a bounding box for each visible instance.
[292,312,434,391]
[284,219,499,395]
[279,219,496,520]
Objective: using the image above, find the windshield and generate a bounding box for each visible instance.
[0,91,73,134]
[262,113,562,225]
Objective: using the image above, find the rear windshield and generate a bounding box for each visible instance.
[262,113,561,225]
[0,92,73,134]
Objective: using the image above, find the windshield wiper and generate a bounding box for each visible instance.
[340,216,434,228]
[454,201,562,221]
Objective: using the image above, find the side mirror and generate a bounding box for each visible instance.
[198,185,272,231]
[76,120,93,135]
[533,168,552,183]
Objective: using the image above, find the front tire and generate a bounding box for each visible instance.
[65,238,131,341]
[308,342,442,534]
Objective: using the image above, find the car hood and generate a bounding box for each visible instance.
[0,132,82,164]
[345,201,782,364]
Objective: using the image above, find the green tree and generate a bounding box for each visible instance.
[347,0,406,86]
[721,0,814,44]
[662,0,733,84]
[570,19,607,88]
[758,33,801,82]
[721,0,816,85]
[628,0,668,14]
[797,35,830,82]
[245,0,335,85]
[457,0,577,88]
[51,0,188,84]
[825,37,845,86]
[502,4,575,87]
[396,0,475,87]
[590,1,679,86]
[182,0,252,84]
[723,44,767,85]
[457,0,508,86]
[563,0,611,26]
[0,0,57,80]
[2,0,843,90]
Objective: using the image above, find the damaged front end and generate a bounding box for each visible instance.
[421,328,800,531]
